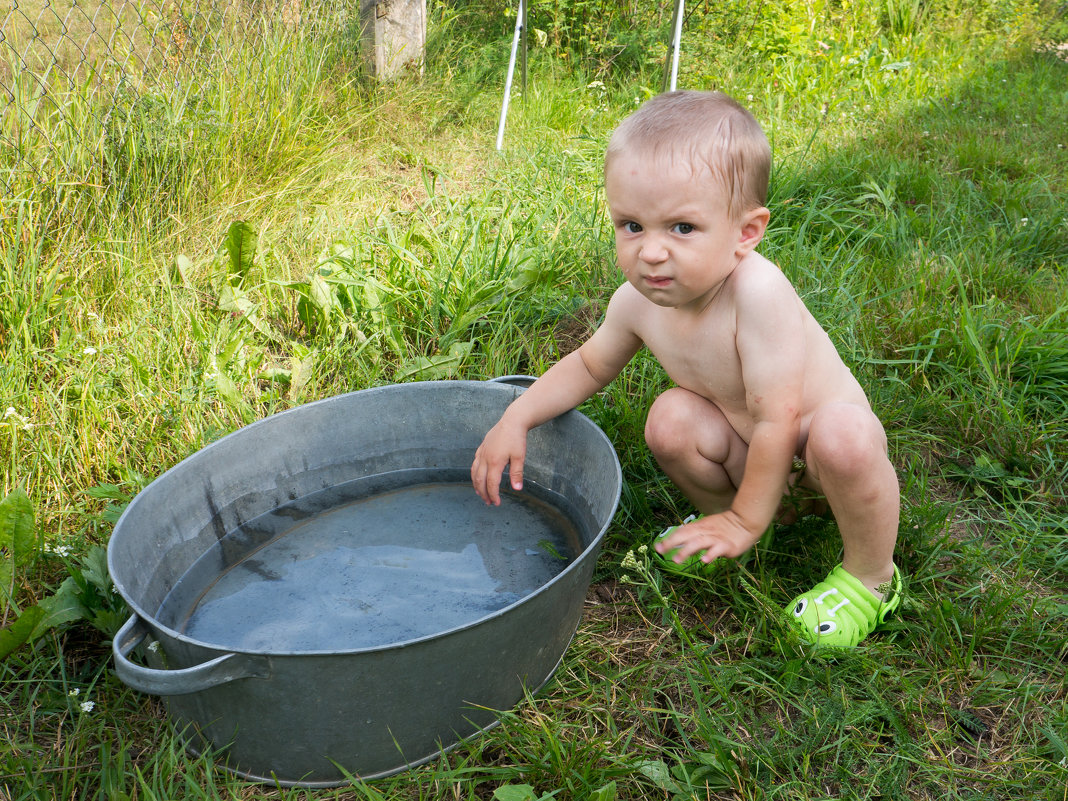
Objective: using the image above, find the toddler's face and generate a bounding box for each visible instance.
[605,153,749,311]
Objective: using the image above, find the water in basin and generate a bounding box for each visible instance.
[159,480,583,652]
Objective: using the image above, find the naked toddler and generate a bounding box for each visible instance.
[471,90,902,647]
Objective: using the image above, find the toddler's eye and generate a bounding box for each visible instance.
[623,221,643,234]
[674,223,695,235]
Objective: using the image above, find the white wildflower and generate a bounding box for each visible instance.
[621,550,640,571]
[79,700,95,713]
[83,346,97,355]
[3,407,31,430]
[147,640,161,653]
[68,688,80,697]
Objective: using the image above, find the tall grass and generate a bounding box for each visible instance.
[2,0,1067,798]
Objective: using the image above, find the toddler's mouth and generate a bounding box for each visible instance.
[644,275,672,288]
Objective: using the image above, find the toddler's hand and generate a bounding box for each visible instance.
[654,511,763,563]
[471,419,528,506]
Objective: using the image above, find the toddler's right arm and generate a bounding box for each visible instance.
[471,293,643,505]
[471,348,606,506]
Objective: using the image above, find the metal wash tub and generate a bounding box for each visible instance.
[107,379,620,787]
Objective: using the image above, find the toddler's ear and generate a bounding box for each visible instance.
[735,207,770,256]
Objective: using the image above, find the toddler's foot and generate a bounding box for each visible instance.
[652,515,774,577]
[785,564,902,648]
[651,515,722,578]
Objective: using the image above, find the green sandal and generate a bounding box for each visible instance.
[651,515,720,578]
[785,563,902,648]
[652,515,776,578]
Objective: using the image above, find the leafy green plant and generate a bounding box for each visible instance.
[0,488,39,626]
[491,781,617,800]
[492,784,561,801]
[882,0,926,38]
[637,752,738,797]
[436,0,667,83]
[0,490,126,660]
[277,182,598,382]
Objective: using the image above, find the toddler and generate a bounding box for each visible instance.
[471,91,901,647]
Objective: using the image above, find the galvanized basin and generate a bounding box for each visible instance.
[107,379,620,786]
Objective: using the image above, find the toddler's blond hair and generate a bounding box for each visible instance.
[606,91,771,222]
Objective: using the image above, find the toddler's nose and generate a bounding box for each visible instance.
[639,237,668,264]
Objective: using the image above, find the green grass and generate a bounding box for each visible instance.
[2,0,1067,798]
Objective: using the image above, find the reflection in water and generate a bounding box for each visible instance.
[165,482,583,651]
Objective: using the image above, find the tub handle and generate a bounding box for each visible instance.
[113,615,271,696]
[488,375,537,388]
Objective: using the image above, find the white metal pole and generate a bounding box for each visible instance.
[669,0,684,91]
[496,0,525,151]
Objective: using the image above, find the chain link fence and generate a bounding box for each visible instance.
[1,0,362,236]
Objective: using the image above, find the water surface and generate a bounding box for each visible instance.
[162,481,582,652]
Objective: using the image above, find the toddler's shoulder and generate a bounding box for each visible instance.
[607,281,651,312]
[600,282,650,328]
[731,253,808,331]
[736,250,786,278]
[733,252,799,297]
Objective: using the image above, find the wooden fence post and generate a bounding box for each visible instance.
[359,0,426,78]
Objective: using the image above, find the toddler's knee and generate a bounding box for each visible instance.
[644,388,700,458]
[808,405,888,477]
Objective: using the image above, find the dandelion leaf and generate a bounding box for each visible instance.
[224,220,257,284]
[636,759,683,794]
[30,578,88,640]
[397,341,473,381]
[0,606,45,661]
[0,489,35,567]
[491,786,537,801]
[589,782,617,801]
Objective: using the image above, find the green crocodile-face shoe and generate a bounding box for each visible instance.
[785,563,903,648]
[651,515,722,579]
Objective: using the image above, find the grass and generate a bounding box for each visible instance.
[2,0,1067,798]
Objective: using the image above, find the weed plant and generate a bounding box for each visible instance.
[1,0,1067,798]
